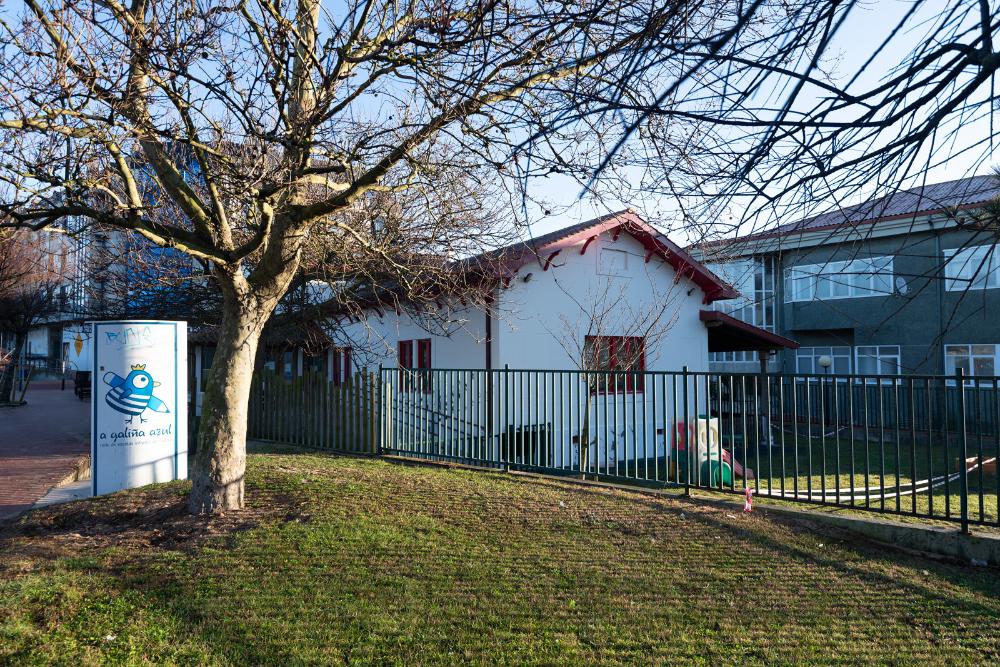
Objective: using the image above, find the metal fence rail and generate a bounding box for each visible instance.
[380,367,999,530]
[247,370,378,453]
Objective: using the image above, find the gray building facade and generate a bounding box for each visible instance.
[692,175,1000,379]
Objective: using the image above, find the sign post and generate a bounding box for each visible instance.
[90,321,187,495]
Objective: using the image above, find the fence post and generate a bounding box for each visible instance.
[682,365,690,497]
[956,368,970,534]
[383,367,394,454]
[369,370,378,455]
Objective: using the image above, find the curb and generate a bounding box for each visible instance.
[703,497,1000,567]
[55,455,91,487]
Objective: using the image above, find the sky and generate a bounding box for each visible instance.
[2,1,994,251]
[517,1,999,247]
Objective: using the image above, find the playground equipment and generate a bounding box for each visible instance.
[672,416,754,485]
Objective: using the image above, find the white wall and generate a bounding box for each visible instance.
[25,327,49,356]
[336,300,490,371]
[345,230,715,472]
[335,231,711,375]
[62,325,94,371]
[495,231,709,373]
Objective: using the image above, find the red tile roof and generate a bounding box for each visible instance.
[468,210,738,304]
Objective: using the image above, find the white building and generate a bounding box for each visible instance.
[217,211,796,474]
[338,210,747,374]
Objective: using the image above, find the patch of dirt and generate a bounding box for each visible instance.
[0,483,303,572]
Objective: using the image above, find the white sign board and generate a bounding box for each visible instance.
[91,321,187,495]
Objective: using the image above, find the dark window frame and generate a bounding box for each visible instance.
[583,335,646,394]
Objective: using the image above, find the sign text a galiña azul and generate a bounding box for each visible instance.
[91,321,188,496]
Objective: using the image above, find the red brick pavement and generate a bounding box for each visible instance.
[0,381,90,521]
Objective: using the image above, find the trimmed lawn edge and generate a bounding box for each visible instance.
[380,452,1000,567]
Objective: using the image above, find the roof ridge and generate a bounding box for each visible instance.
[694,174,1000,250]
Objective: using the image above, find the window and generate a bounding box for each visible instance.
[304,351,326,377]
[944,344,998,383]
[944,245,1000,291]
[706,257,776,364]
[795,346,852,375]
[583,336,645,392]
[398,339,413,369]
[855,345,901,381]
[784,256,894,303]
[331,347,352,385]
[598,248,630,276]
[399,339,431,391]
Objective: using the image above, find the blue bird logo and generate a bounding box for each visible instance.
[103,364,170,423]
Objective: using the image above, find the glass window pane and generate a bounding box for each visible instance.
[798,276,813,301]
[952,357,971,376]
[973,356,995,377]
[815,274,831,298]
[871,270,892,295]
[857,354,877,375]
[834,275,851,297]
[879,357,898,375]
[833,357,851,374]
[945,345,969,356]
[797,352,814,374]
[971,344,995,356]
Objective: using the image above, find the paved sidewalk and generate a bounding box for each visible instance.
[34,478,93,509]
[0,382,90,521]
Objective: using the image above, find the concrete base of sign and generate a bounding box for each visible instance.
[34,479,93,510]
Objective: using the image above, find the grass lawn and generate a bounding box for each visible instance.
[728,430,999,526]
[1,444,999,665]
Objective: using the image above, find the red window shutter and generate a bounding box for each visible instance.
[398,340,413,389]
[417,339,431,369]
[416,340,431,393]
[632,337,646,391]
[343,348,352,381]
[332,348,342,385]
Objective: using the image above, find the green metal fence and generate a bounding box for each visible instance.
[247,370,378,453]
[380,366,999,530]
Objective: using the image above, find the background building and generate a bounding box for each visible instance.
[693,175,1000,379]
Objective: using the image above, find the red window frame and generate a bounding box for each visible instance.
[342,347,352,382]
[331,347,352,386]
[398,340,413,387]
[584,335,646,393]
[417,339,431,370]
[416,339,432,392]
[399,339,431,392]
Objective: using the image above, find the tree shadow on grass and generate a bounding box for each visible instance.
[3,455,999,664]
[497,472,1000,605]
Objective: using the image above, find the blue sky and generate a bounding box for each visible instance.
[519,1,998,245]
[3,1,992,249]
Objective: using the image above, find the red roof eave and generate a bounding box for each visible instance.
[496,211,738,303]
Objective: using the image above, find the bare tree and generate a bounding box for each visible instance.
[0,0,743,512]
[544,260,684,470]
[0,230,68,402]
[584,1,1000,236]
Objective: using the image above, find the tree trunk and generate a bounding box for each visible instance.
[187,287,268,513]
